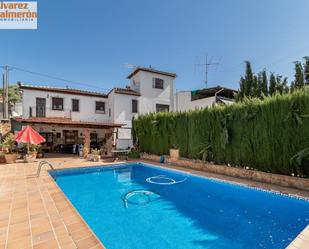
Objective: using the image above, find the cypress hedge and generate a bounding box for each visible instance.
[133,89,309,177]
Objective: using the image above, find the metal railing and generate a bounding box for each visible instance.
[37,161,56,179]
[29,106,72,118]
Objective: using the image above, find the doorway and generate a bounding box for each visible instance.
[36,98,46,117]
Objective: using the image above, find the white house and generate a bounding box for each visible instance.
[12,66,177,153]
[12,84,121,155]
[175,86,237,112]
[115,67,176,148]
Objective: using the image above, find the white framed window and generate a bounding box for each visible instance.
[95,101,105,113]
[72,99,79,112]
[152,78,164,89]
[132,99,138,113]
[52,97,63,111]
[156,104,169,112]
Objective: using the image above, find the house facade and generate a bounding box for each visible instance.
[12,84,121,155]
[116,67,176,148]
[175,86,237,112]
[12,67,177,153]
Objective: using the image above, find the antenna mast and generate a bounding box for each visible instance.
[195,54,220,88]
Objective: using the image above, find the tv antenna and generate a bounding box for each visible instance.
[195,54,221,88]
[124,63,138,69]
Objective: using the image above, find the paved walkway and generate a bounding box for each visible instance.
[0,154,122,249]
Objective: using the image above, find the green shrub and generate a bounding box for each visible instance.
[133,89,309,177]
[91,148,101,155]
[1,133,16,154]
[128,149,140,159]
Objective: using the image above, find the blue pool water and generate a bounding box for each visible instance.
[51,163,309,249]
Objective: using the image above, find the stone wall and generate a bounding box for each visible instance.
[0,120,11,137]
[140,153,309,191]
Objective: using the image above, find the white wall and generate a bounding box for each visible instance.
[22,89,110,122]
[175,91,216,112]
[130,71,175,114]
[112,92,139,149]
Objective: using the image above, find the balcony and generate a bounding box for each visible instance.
[29,106,72,119]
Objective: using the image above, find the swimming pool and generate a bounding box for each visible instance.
[51,163,309,249]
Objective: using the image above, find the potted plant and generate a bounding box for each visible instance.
[83,145,90,159]
[2,133,17,164]
[89,148,101,162]
[169,144,179,161]
[36,144,44,158]
[24,144,38,163]
[0,152,5,164]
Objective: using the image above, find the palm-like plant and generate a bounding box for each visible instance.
[290,148,309,176]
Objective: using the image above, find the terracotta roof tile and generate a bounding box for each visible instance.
[13,117,123,128]
[127,67,177,79]
[113,87,140,96]
[18,83,108,98]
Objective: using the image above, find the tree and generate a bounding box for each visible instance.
[293,61,305,88]
[237,61,291,101]
[290,81,295,93]
[257,72,263,98]
[0,85,22,108]
[252,75,259,97]
[261,70,268,96]
[303,56,309,85]
[237,61,256,101]
[282,77,289,94]
[236,77,246,101]
[275,75,289,94]
[269,73,277,96]
[244,61,255,97]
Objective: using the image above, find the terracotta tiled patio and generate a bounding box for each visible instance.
[0,154,122,249]
[0,154,308,249]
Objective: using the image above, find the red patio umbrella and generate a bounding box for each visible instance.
[15,125,45,145]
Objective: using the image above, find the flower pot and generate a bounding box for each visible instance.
[169,149,179,161]
[4,153,17,164]
[87,154,100,162]
[83,152,89,159]
[37,152,44,158]
[93,155,100,162]
[24,152,37,163]
[0,156,5,164]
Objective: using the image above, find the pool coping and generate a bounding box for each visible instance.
[50,160,309,249]
[47,173,106,249]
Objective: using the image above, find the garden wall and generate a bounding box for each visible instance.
[140,153,309,191]
[133,90,309,177]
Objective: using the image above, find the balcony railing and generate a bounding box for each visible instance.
[29,106,72,118]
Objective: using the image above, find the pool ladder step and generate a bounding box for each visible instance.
[37,161,56,178]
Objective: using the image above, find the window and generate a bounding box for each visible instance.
[52,97,63,111]
[132,99,138,113]
[36,98,46,117]
[109,108,111,117]
[72,99,79,112]
[95,101,105,113]
[29,107,32,117]
[153,78,164,89]
[156,104,169,113]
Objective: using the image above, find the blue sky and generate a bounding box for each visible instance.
[1,0,309,92]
